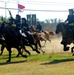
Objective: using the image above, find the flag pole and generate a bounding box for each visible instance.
[17,0,19,14]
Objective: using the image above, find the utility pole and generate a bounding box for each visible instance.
[17,0,19,14]
[5,2,7,18]
[1,0,9,18]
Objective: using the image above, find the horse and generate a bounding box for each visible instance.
[30,25,53,46]
[0,25,41,58]
[55,22,74,55]
[0,26,28,62]
[16,30,42,57]
[0,22,41,62]
[0,35,6,55]
[21,30,45,54]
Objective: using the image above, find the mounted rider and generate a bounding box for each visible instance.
[36,22,43,33]
[61,9,74,45]
[21,17,37,44]
[64,9,74,36]
[21,18,30,31]
[8,10,23,45]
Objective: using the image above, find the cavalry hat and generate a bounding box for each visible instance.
[16,14,21,19]
[69,9,73,13]
[22,18,26,22]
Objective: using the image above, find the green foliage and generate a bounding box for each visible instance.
[40,18,63,24]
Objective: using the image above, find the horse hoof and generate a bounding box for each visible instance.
[71,49,73,53]
[64,47,69,51]
[33,49,35,51]
[0,53,2,55]
[43,51,45,53]
[28,52,31,55]
[6,60,10,62]
[22,55,27,58]
[72,54,74,56]
[42,50,45,53]
[36,50,40,54]
[71,47,74,53]
[16,54,19,57]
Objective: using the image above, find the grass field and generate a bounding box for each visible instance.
[0,38,74,75]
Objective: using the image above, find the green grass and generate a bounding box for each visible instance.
[0,50,74,75]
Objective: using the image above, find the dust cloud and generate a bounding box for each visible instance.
[42,36,72,54]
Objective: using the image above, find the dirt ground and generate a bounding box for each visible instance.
[41,36,73,54]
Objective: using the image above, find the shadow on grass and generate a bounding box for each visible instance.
[0,60,27,65]
[0,54,17,60]
[41,58,74,65]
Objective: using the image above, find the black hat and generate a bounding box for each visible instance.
[16,14,21,19]
[22,18,26,22]
[69,9,73,12]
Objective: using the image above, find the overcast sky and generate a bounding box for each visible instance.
[0,0,74,21]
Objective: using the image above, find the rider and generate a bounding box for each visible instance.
[64,9,74,34]
[21,17,36,44]
[61,9,74,45]
[21,18,30,31]
[65,9,74,24]
[36,22,43,33]
[8,10,23,45]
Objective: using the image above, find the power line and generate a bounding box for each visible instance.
[0,1,74,6]
[0,7,68,12]
[10,0,74,4]
[19,2,74,6]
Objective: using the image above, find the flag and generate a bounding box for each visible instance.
[18,4,25,12]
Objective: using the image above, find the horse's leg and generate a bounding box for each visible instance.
[48,39,51,43]
[36,37,45,53]
[16,46,31,57]
[39,35,47,47]
[6,47,12,62]
[22,46,31,55]
[45,34,51,43]
[43,40,46,47]
[17,47,27,58]
[71,47,74,56]
[0,44,5,55]
[34,42,40,54]
[43,31,51,43]
[16,51,20,57]
[40,37,46,47]
[63,44,69,51]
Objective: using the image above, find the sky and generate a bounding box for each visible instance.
[0,0,74,21]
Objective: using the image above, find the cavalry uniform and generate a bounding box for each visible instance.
[65,9,74,37]
[9,14,23,45]
[61,9,74,45]
[36,22,43,37]
[36,23,42,33]
[22,18,30,31]
[21,18,35,44]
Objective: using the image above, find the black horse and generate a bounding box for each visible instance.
[0,35,6,55]
[0,23,41,59]
[55,22,74,55]
[0,25,28,62]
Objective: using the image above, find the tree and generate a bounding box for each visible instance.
[44,19,50,24]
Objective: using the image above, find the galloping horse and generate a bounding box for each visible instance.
[0,26,28,62]
[30,25,54,46]
[55,22,74,55]
[0,25,41,57]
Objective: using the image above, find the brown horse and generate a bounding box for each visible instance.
[30,25,55,46]
[55,22,74,55]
